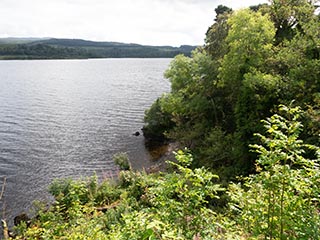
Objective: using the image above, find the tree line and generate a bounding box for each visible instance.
[0,39,196,59]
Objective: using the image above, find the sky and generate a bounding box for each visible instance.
[0,0,268,46]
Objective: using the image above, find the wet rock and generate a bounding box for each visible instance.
[133,131,140,136]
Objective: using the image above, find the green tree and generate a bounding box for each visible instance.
[144,0,320,178]
[269,0,318,44]
[205,5,232,59]
[160,50,219,148]
[218,9,275,90]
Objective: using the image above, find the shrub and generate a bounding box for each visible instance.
[113,152,130,170]
[229,105,320,239]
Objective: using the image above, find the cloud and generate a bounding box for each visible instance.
[0,0,268,46]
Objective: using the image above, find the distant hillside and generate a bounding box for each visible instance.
[0,37,197,59]
[0,37,51,44]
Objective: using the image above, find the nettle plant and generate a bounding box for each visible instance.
[229,105,320,239]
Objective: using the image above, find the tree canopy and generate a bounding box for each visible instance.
[144,1,320,178]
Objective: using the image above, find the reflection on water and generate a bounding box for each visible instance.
[0,58,171,224]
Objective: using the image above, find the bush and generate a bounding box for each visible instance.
[228,105,320,239]
[113,152,130,170]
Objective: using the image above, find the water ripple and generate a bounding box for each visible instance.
[0,58,171,226]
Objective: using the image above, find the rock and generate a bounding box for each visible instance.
[133,131,140,136]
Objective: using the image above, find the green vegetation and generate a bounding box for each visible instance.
[143,0,320,179]
[11,106,320,239]
[229,105,320,239]
[0,38,196,60]
[113,152,130,171]
[6,0,320,239]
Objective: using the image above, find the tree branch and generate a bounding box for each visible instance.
[0,177,6,201]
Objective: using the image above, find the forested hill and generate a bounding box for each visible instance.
[0,38,197,59]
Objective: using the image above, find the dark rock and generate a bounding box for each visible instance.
[133,131,140,136]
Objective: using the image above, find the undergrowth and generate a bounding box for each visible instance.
[12,106,320,239]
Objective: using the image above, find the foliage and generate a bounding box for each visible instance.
[144,1,320,178]
[12,106,320,239]
[143,98,174,141]
[229,105,320,239]
[158,49,221,149]
[205,5,232,59]
[12,150,226,239]
[269,0,318,44]
[219,9,275,88]
[113,152,131,171]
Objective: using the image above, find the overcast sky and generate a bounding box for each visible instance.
[0,0,268,46]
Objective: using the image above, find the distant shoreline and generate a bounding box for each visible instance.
[0,56,176,61]
[0,37,197,60]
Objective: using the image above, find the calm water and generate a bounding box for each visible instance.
[0,58,171,223]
